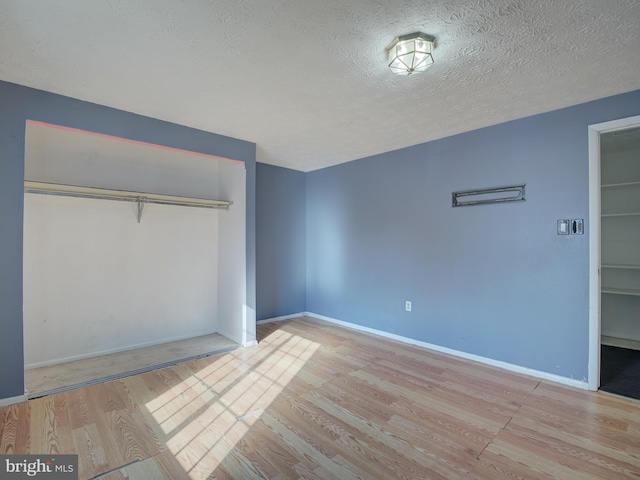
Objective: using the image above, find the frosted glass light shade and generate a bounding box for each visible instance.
[387,32,435,75]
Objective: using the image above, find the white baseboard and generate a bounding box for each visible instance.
[25,328,220,369]
[305,312,589,390]
[0,393,28,407]
[257,312,307,325]
[243,340,259,347]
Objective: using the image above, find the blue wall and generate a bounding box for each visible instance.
[256,163,306,320]
[4,79,640,398]
[0,80,256,401]
[306,90,640,380]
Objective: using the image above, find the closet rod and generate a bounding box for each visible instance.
[25,181,232,222]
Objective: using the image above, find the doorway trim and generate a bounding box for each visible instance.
[588,114,640,390]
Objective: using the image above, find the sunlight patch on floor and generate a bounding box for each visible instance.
[144,327,320,477]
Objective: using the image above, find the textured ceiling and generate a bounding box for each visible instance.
[1,0,640,172]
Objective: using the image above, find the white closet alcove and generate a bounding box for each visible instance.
[601,127,640,349]
[22,122,247,373]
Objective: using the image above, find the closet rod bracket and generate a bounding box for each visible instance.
[137,197,147,223]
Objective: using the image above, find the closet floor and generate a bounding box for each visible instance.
[600,345,640,400]
[25,333,239,398]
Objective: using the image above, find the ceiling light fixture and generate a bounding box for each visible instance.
[386,32,435,75]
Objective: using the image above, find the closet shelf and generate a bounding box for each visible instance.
[602,264,640,270]
[601,212,640,217]
[24,181,232,223]
[602,287,640,297]
[601,181,640,189]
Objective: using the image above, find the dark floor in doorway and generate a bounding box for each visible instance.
[600,345,640,400]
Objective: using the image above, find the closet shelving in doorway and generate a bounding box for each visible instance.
[24,180,232,223]
[601,175,640,296]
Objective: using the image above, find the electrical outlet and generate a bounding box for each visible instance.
[405,301,412,312]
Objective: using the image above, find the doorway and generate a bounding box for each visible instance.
[588,115,640,397]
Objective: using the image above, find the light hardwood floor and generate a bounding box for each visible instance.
[2,317,640,479]
[25,333,239,398]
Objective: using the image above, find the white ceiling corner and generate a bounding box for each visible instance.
[1,0,639,171]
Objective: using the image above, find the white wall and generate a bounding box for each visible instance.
[24,123,226,198]
[23,194,220,367]
[216,161,251,345]
[23,123,247,367]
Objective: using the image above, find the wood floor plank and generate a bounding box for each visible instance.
[392,397,492,453]
[274,395,349,456]
[292,462,344,480]
[0,401,30,454]
[72,423,109,479]
[319,376,398,423]
[301,389,455,479]
[237,417,311,479]
[351,367,513,434]
[25,333,238,398]
[385,413,479,472]
[483,429,632,480]
[467,448,558,480]
[66,388,93,430]
[227,435,282,480]
[29,394,74,455]
[4,317,640,479]
[99,451,192,480]
[362,360,527,420]
[504,417,640,478]
[258,410,370,480]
